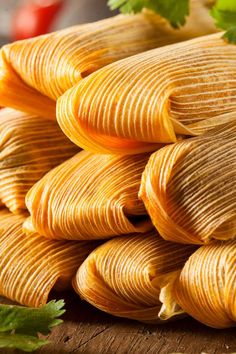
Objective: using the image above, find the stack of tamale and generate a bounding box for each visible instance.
[0,0,235,329]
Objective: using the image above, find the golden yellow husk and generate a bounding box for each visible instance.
[24,150,153,240]
[0,108,78,213]
[0,209,96,307]
[74,231,196,323]
[0,2,216,117]
[140,122,236,244]
[174,239,236,328]
[57,33,236,154]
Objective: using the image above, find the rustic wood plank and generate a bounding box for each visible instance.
[1,291,236,354]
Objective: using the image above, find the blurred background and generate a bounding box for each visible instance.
[0,0,117,45]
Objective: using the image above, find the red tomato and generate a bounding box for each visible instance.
[11,0,64,41]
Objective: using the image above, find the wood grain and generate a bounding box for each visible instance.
[1,291,236,354]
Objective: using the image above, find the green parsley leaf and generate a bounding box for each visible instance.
[0,334,48,352]
[211,6,236,30]
[211,0,236,43]
[214,0,236,12]
[223,26,236,43]
[108,0,189,28]
[0,300,65,352]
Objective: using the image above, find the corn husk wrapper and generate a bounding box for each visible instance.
[0,2,216,118]
[139,122,236,244]
[174,240,236,328]
[24,150,152,240]
[74,231,196,323]
[0,108,78,213]
[0,209,96,307]
[57,33,236,154]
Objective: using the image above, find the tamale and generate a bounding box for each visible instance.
[24,151,152,240]
[174,240,236,328]
[139,122,236,244]
[57,33,236,154]
[0,1,216,118]
[74,231,196,323]
[0,108,78,213]
[0,209,96,307]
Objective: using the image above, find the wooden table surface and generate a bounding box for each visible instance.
[2,291,236,354]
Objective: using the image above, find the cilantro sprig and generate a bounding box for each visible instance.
[0,300,65,352]
[211,0,236,43]
[108,0,236,44]
[108,0,189,28]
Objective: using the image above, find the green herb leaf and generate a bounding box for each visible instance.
[0,333,48,352]
[211,6,236,30]
[211,0,236,43]
[223,26,236,43]
[0,300,65,352]
[108,0,189,28]
[213,0,236,13]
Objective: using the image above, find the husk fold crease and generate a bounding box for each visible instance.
[0,2,216,117]
[0,108,78,214]
[74,231,196,323]
[24,150,152,240]
[0,209,96,307]
[174,239,236,328]
[57,33,236,154]
[140,122,236,244]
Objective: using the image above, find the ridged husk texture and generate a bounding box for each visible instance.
[24,150,152,240]
[174,240,236,328]
[0,209,96,307]
[74,231,196,323]
[0,108,78,213]
[57,33,236,154]
[0,2,216,118]
[140,122,236,244]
